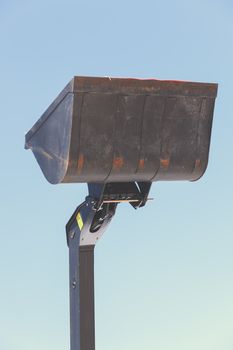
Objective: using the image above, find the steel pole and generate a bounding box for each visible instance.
[69,231,95,350]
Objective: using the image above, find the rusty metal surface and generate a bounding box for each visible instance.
[25,76,218,184]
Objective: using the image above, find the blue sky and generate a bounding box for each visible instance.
[0,1,233,349]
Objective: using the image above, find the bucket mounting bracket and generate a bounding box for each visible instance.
[65,181,151,350]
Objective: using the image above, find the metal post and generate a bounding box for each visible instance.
[69,235,95,350]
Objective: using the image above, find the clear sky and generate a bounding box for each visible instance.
[1,1,233,349]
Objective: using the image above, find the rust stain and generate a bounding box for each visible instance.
[113,157,124,170]
[195,159,201,168]
[160,158,170,168]
[77,154,84,172]
[139,158,145,170]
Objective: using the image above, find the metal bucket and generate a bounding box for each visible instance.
[25,76,217,184]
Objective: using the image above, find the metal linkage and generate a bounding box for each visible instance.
[66,182,151,350]
[90,181,152,210]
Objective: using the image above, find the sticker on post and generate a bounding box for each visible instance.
[76,212,84,231]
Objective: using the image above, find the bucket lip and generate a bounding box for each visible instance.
[25,76,218,147]
[72,76,218,97]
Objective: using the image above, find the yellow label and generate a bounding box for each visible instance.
[76,212,84,231]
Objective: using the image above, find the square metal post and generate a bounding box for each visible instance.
[69,235,95,350]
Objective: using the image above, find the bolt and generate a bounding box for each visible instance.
[72,280,77,289]
[69,231,75,239]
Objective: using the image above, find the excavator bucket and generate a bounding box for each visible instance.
[25,76,218,184]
